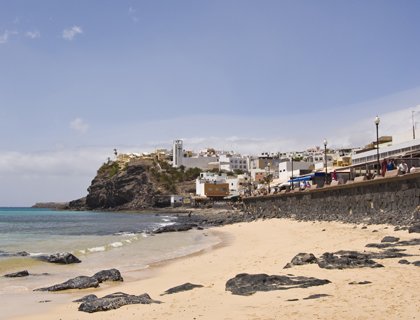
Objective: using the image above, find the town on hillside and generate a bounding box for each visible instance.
[111,132,420,206]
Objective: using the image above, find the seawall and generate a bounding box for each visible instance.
[243,172,420,226]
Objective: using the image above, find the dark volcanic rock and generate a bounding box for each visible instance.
[408,225,420,233]
[303,294,331,300]
[413,261,420,267]
[34,276,99,292]
[366,238,420,249]
[37,252,81,264]
[4,270,29,278]
[92,269,123,283]
[34,269,123,292]
[161,282,203,295]
[349,281,372,285]
[381,236,400,243]
[317,251,384,269]
[225,273,331,296]
[284,253,318,268]
[398,259,411,265]
[69,160,173,211]
[153,223,197,234]
[78,292,161,313]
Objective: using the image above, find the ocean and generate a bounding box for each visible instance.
[0,208,220,318]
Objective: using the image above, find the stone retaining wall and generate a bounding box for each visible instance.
[243,172,420,226]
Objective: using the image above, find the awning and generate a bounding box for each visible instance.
[288,174,313,182]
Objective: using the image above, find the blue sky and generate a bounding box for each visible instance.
[1,1,420,205]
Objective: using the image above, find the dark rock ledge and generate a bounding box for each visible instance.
[34,268,123,292]
[225,273,331,296]
[76,292,161,313]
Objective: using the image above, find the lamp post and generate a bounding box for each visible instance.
[412,110,416,140]
[374,116,380,174]
[291,154,294,190]
[323,139,328,185]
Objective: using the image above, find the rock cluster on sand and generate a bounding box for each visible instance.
[225,273,331,296]
[284,249,411,270]
[76,292,161,313]
[34,269,123,292]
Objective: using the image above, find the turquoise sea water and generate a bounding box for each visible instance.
[0,207,219,275]
[0,208,221,319]
[0,207,176,254]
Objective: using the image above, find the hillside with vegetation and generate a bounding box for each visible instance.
[68,158,201,211]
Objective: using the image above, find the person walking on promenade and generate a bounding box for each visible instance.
[381,159,388,176]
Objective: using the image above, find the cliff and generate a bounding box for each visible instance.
[68,159,198,211]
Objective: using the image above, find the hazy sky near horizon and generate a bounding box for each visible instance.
[1,0,420,205]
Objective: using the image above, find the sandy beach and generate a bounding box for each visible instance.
[11,218,420,320]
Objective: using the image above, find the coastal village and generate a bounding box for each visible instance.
[112,129,420,206]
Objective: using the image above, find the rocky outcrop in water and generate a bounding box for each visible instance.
[34,269,123,292]
[36,252,81,264]
[225,273,331,296]
[161,283,203,295]
[77,292,161,313]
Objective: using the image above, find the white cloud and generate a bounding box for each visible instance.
[70,118,89,134]
[25,30,41,39]
[62,26,83,40]
[0,30,17,44]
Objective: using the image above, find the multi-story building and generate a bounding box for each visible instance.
[172,139,183,168]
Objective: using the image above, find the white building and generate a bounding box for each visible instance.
[195,172,228,197]
[218,154,248,172]
[278,161,314,183]
[173,139,183,168]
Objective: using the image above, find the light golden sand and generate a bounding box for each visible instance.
[12,219,420,320]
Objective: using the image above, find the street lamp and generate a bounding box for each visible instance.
[291,153,294,190]
[374,116,380,174]
[323,139,328,184]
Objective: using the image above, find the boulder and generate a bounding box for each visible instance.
[381,236,400,243]
[161,283,203,295]
[398,259,411,265]
[92,269,123,283]
[284,253,317,268]
[225,273,331,296]
[37,252,81,264]
[78,292,161,313]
